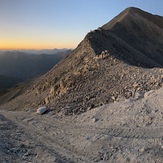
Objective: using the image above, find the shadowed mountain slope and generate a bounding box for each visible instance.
[0,75,22,89]
[0,7,162,113]
[101,7,163,67]
[0,50,71,80]
[0,75,22,97]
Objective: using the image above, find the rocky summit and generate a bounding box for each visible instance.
[0,7,163,114]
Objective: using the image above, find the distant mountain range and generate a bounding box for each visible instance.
[18,48,72,55]
[0,49,71,89]
[0,48,72,55]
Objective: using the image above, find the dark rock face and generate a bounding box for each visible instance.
[101,7,163,68]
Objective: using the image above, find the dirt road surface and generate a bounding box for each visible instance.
[0,87,163,163]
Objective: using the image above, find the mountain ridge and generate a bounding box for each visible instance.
[0,7,162,114]
[100,7,163,67]
[102,7,163,30]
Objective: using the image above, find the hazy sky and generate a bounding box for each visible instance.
[0,0,163,50]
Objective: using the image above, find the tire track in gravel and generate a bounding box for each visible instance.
[21,114,163,140]
[1,110,163,162]
[0,111,90,163]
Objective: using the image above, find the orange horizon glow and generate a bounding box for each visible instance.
[0,34,79,51]
[0,43,76,50]
[0,46,75,51]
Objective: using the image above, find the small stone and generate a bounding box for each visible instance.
[126,157,131,162]
[44,97,50,105]
[87,106,92,111]
[140,147,145,153]
[49,86,55,95]
[36,106,48,114]
[24,152,30,156]
[92,117,98,123]
[111,96,116,100]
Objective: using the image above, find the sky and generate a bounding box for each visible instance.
[0,0,163,50]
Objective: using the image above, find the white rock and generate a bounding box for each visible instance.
[140,147,145,153]
[92,117,98,123]
[36,106,48,114]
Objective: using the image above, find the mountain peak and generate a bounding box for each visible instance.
[102,7,163,30]
[0,7,163,115]
[125,7,144,14]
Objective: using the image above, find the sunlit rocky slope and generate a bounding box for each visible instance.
[0,7,162,114]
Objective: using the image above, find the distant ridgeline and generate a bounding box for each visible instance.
[0,50,71,89]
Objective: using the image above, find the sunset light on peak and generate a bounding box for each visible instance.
[0,0,163,50]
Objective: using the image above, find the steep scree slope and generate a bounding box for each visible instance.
[0,7,163,114]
